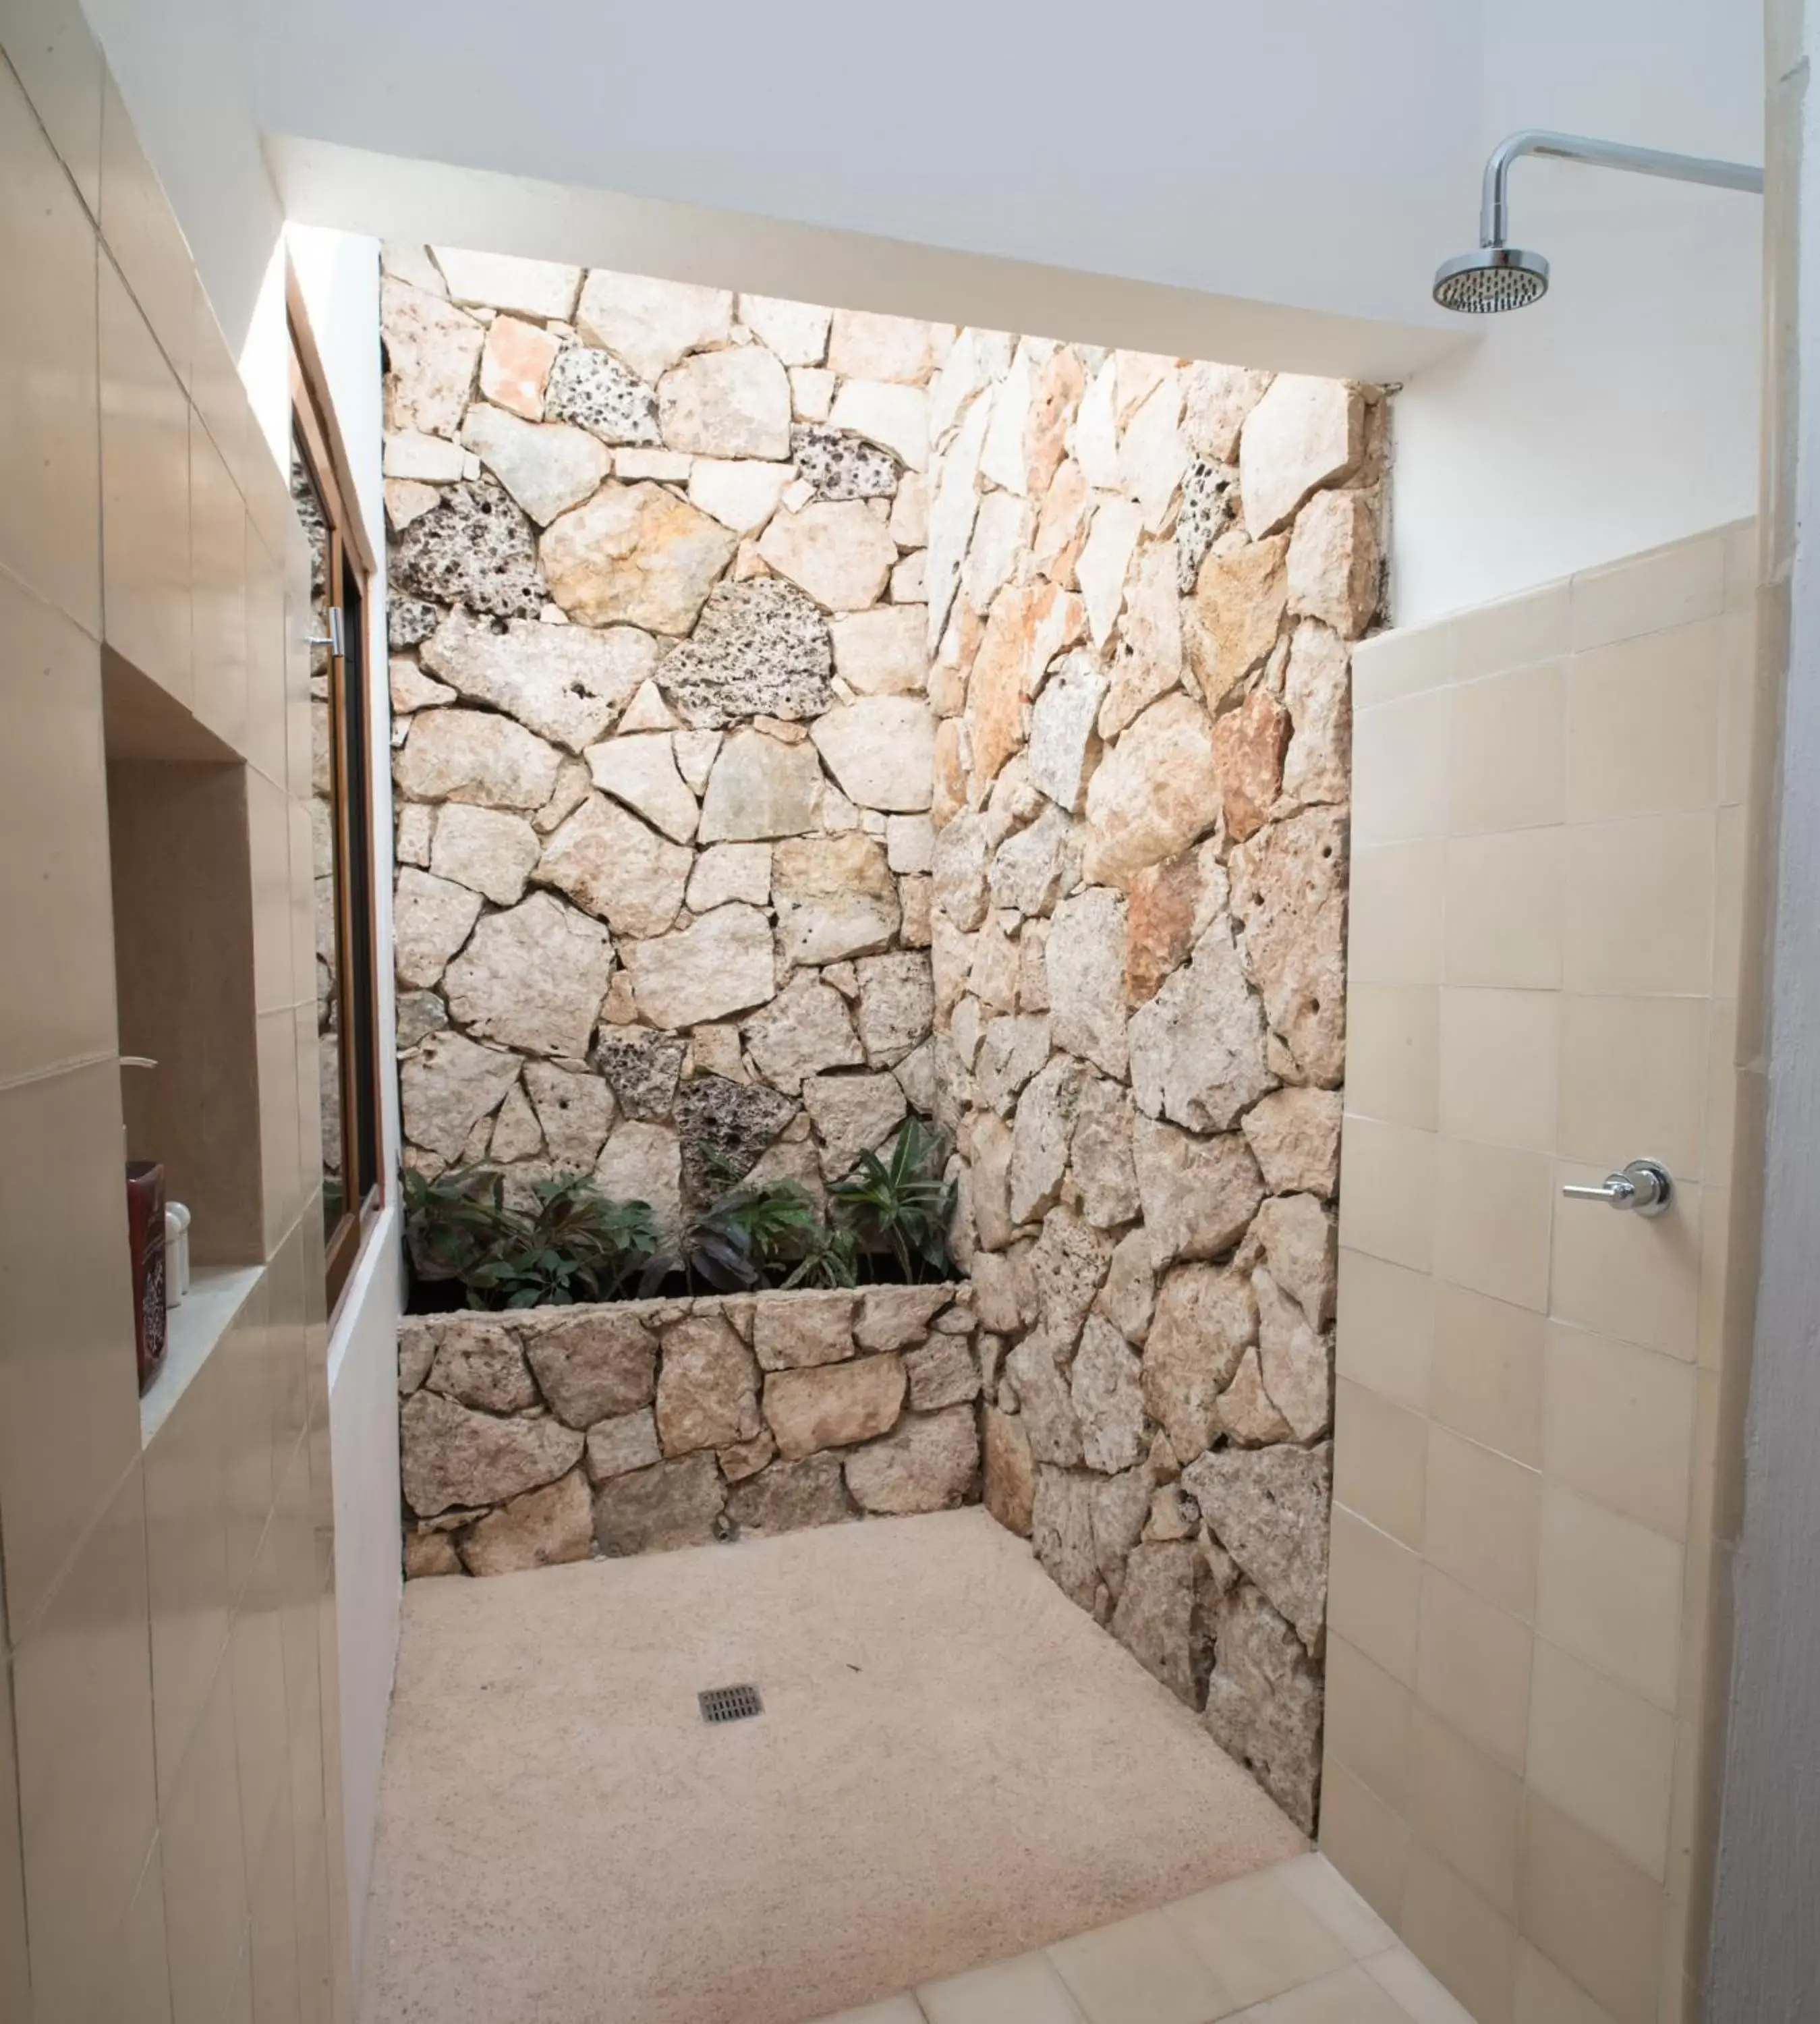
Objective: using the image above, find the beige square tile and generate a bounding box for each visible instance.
[0,1656,26,2022]
[1542,1325,1695,1540]
[1518,1797,1663,2024]
[0,1061,142,1633]
[105,1832,173,2024]
[0,0,105,212]
[1565,622,1722,822]
[1712,804,1746,1001]
[1562,812,1715,996]
[1452,580,1570,681]
[248,1778,300,2024]
[246,523,289,789]
[258,1006,302,1257]
[1254,1963,1408,2023]
[1550,1163,1703,1361]
[1334,1380,1427,1550]
[1352,622,1454,709]
[0,573,117,1086]
[1353,689,1452,847]
[158,1652,248,2024]
[1430,1282,1545,1467]
[1344,984,1438,1131]
[1714,608,1755,806]
[144,1351,231,1808]
[814,1999,928,2024]
[1361,1947,1478,2024]
[231,1485,291,1867]
[287,791,318,1016]
[1512,1941,1618,2024]
[1328,1507,1422,1687]
[1536,1486,1684,1710]
[0,55,101,634]
[1448,660,1565,834]
[1274,1853,1398,1961]
[101,252,192,704]
[219,1280,274,1605]
[294,1002,325,1218]
[1433,1137,1552,1313]
[1557,995,1707,1182]
[1442,830,1562,990]
[1399,1844,1518,2024]
[248,766,294,1017]
[1437,989,1559,1154]
[1164,1869,1349,2010]
[191,280,250,502]
[1348,841,1444,987]
[1415,1566,1532,1772]
[1316,1763,1411,1930]
[1570,536,1726,652]
[1527,1639,1676,1882]
[98,77,192,387]
[191,412,250,755]
[1409,1706,1523,1913]
[291,1812,335,2024]
[13,1461,159,2024]
[1423,1426,1540,1620]
[1337,1120,1435,1274]
[1336,1249,1433,1413]
[1703,998,1738,1185]
[1719,519,1756,613]
[919,1947,1087,2024]
[1047,1907,1228,2024]
[1321,1634,1413,1812]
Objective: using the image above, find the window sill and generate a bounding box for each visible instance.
[140,1262,264,1448]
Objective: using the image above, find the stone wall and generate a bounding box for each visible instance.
[382,248,948,1218]
[923,347,1382,1832]
[399,1284,979,1574]
[378,244,1376,1838]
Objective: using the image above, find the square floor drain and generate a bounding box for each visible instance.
[698,1683,764,1725]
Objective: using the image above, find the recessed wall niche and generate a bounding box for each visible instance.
[103,647,264,1267]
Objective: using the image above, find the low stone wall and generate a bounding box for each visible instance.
[399,1284,979,1575]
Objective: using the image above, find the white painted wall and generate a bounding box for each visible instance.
[1391,0,1765,622]
[323,1211,403,1979]
[254,0,1481,337]
[290,223,402,1984]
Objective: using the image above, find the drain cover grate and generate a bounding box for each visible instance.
[698,1683,764,1724]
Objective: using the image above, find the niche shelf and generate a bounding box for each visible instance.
[103,647,267,1435]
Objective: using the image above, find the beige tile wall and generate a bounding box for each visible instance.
[0,5,349,2019]
[1326,522,1758,2024]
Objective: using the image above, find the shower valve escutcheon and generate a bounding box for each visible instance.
[1561,1158,1674,1216]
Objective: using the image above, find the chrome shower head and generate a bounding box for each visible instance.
[1433,131,1762,316]
[1432,244,1549,314]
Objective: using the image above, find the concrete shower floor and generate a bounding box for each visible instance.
[357,1507,1309,2024]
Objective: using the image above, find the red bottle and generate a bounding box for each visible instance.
[125,1161,168,1394]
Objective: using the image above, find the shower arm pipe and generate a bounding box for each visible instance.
[1479,129,1764,248]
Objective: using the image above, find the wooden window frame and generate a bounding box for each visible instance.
[289,275,385,1314]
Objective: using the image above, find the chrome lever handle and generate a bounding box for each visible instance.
[1561,1158,1674,1216]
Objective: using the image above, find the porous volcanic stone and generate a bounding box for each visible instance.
[544,344,662,445]
[390,480,546,619]
[658,578,834,728]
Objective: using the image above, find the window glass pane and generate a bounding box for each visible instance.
[291,444,345,1237]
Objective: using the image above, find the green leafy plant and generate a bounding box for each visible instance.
[828,1119,957,1283]
[638,1166,835,1295]
[403,1167,656,1310]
